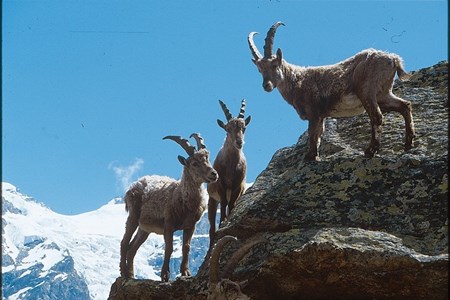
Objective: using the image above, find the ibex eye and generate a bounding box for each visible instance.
[192,162,199,167]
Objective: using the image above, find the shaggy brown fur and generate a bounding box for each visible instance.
[120,135,218,282]
[248,22,415,161]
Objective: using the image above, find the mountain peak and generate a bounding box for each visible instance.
[2,182,17,192]
[2,183,51,217]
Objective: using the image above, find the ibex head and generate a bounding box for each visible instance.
[217,99,251,150]
[248,21,285,92]
[163,133,218,183]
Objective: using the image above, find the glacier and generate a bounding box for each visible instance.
[1,181,226,300]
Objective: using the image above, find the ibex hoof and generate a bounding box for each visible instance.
[305,153,320,162]
[121,272,134,279]
[161,272,170,282]
[405,136,414,151]
[364,148,376,158]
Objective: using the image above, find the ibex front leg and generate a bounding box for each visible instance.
[180,227,195,277]
[208,199,219,249]
[305,117,324,161]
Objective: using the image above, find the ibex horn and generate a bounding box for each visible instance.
[238,99,246,119]
[189,133,206,150]
[163,135,196,157]
[248,32,262,60]
[209,235,238,284]
[263,21,285,58]
[219,100,233,121]
[222,238,266,280]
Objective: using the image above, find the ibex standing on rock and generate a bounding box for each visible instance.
[207,100,251,248]
[248,21,415,161]
[120,133,218,282]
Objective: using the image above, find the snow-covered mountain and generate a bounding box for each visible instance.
[1,181,219,300]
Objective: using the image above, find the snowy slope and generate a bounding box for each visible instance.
[1,180,222,300]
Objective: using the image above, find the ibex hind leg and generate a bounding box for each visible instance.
[378,93,415,151]
[125,228,149,278]
[161,228,175,282]
[120,214,139,277]
[359,92,383,158]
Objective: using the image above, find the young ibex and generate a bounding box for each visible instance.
[207,100,251,247]
[208,235,264,300]
[248,21,415,161]
[119,133,218,282]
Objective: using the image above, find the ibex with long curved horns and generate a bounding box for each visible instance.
[207,100,251,248]
[208,235,265,300]
[248,22,415,161]
[119,133,218,282]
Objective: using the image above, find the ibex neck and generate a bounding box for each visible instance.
[179,169,205,209]
[222,140,244,166]
[224,137,243,152]
[278,62,306,105]
[180,169,203,192]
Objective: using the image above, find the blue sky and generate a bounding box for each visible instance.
[3,1,448,215]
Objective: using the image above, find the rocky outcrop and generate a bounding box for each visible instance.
[109,61,448,299]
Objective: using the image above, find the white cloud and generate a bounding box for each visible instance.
[108,158,144,192]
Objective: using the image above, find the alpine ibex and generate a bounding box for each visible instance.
[120,133,218,282]
[248,21,415,161]
[207,100,251,248]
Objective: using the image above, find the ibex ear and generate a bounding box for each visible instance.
[245,115,251,126]
[178,155,188,166]
[251,58,257,65]
[276,48,283,63]
[217,119,226,130]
